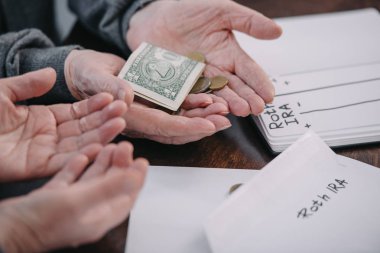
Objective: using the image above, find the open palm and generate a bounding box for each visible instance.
[127,0,282,116]
[0,68,127,182]
[65,50,231,144]
[0,142,148,253]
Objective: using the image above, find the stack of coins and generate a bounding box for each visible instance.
[187,52,229,94]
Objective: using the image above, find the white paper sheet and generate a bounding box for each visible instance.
[235,8,380,151]
[125,166,257,253]
[235,8,380,76]
[205,132,380,253]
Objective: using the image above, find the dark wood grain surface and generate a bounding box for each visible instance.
[60,1,380,252]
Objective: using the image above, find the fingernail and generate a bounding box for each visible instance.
[219,111,229,116]
[200,101,212,107]
[267,96,275,104]
[219,124,232,131]
[108,102,116,110]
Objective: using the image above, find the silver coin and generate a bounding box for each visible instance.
[190,77,211,94]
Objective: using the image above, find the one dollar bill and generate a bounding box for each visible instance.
[118,42,206,111]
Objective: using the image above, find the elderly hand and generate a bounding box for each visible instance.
[0,142,148,253]
[64,49,134,105]
[123,93,231,144]
[64,50,231,144]
[0,68,127,182]
[127,0,282,116]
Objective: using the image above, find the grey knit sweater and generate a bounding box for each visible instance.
[0,0,155,104]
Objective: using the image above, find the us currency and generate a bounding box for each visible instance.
[118,42,206,111]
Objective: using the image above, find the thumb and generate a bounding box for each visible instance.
[223,1,282,40]
[95,74,134,106]
[0,68,56,102]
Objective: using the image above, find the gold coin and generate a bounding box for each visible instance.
[187,52,206,63]
[190,77,211,94]
[228,183,243,195]
[210,76,229,91]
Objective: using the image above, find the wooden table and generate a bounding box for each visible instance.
[61,1,380,252]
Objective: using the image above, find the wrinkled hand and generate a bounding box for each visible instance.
[64,50,232,144]
[0,142,148,253]
[64,49,134,105]
[127,0,282,116]
[123,93,231,144]
[0,68,127,182]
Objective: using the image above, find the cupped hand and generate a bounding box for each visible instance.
[123,93,231,144]
[0,142,148,253]
[0,68,127,182]
[127,0,282,116]
[64,49,134,105]
[64,50,231,144]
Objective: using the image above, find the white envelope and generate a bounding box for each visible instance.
[205,131,380,253]
[126,166,257,253]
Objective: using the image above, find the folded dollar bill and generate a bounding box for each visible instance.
[118,42,206,111]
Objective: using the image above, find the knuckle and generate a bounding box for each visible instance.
[78,117,89,133]
[71,102,81,119]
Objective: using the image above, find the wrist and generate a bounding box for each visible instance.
[0,205,22,253]
[0,202,42,253]
[0,227,16,253]
[64,49,82,100]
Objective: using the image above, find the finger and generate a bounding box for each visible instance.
[123,113,222,144]
[0,68,56,102]
[233,45,275,103]
[130,158,149,175]
[111,142,134,169]
[49,92,114,124]
[80,144,116,181]
[44,154,89,189]
[57,100,127,138]
[122,158,149,197]
[229,76,265,115]
[46,144,103,176]
[181,93,213,109]
[205,64,266,115]
[224,1,282,39]
[107,158,149,195]
[63,159,147,245]
[144,132,214,144]
[78,194,133,243]
[214,86,252,116]
[58,118,126,153]
[71,163,147,209]
[205,115,232,132]
[124,105,216,137]
[222,69,265,115]
[204,64,251,116]
[209,94,228,107]
[181,102,229,118]
[93,73,134,106]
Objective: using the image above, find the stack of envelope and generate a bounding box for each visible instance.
[126,131,380,253]
[234,9,380,153]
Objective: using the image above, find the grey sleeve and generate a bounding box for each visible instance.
[0,29,80,104]
[69,0,156,55]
